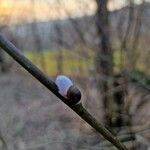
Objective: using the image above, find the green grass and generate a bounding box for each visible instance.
[24,49,149,77]
[24,50,93,76]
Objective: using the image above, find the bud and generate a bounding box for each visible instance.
[55,75,81,105]
[55,75,73,97]
[67,85,81,104]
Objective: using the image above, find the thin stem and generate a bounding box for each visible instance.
[71,103,128,150]
[0,33,127,150]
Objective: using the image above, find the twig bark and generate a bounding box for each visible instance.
[0,33,127,150]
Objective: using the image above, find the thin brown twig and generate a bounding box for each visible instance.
[0,33,127,150]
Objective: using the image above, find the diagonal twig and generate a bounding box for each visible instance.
[0,33,127,150]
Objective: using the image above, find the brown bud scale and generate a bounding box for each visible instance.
[66,85,81,105]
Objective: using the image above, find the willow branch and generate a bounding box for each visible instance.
[0,33,127,150]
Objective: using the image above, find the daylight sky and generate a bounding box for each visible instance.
[0,0,149,24]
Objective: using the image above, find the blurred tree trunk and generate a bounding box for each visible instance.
[30,0,46,72]
[0,29,8,72]
[130,1,145,71]
[0,48,5,72]
[121,0,135,51]
[55,23,64,74]
[95,0,113,128]
[30,21,47,72]
[0,25,6,72]
[95,0,126,129]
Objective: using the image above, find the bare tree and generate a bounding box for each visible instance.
[0,11,12,72]
[95,0,130,129]
[30,0,47,72]
[121,0,135,51]
[95,0,114,128]
[129,0,145,71]
[54,23,64,74]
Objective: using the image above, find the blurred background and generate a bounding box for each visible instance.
[0,0,150,149]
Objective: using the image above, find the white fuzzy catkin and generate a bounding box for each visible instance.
[55,75,73,96]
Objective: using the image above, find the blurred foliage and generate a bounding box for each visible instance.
[25,49,94,76]
[130,70,150,86]
[25,49,149,78]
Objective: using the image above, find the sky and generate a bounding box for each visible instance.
[0,0,149,25]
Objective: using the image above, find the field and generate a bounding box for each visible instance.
[0,72,149,150]
[24,49,149,77]
[25,50,93,76]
